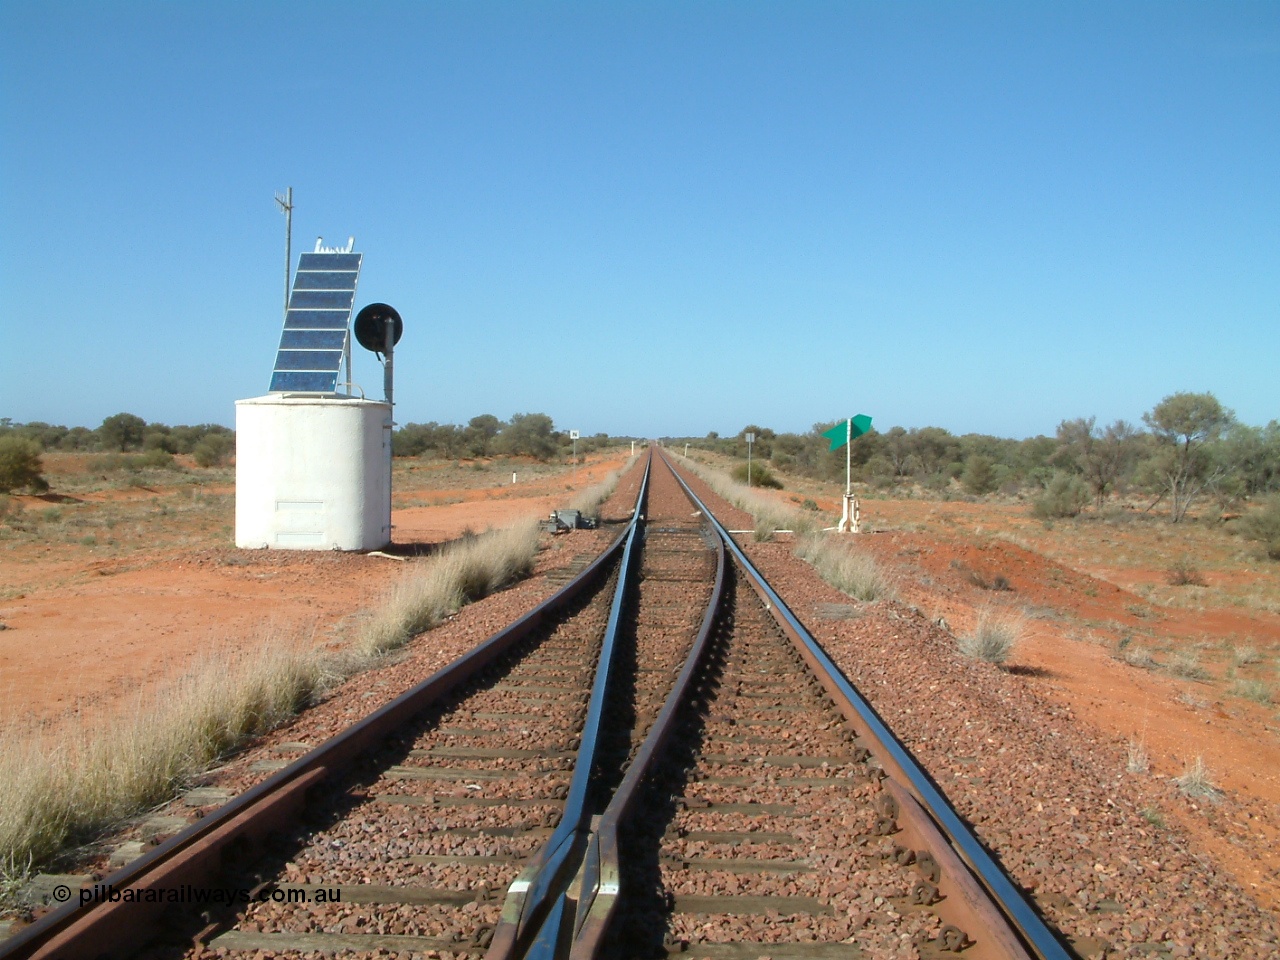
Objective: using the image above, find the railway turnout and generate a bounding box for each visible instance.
[0,450,1073,960]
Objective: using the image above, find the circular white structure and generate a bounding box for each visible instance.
[235,394,392,551]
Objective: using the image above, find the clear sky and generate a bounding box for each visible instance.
[2,1,1277,439]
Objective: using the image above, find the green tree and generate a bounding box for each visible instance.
[1142,392,1234,522]
[1217,422,1280,496]
[495,413,557,460]
[1054,417,1139,508]
[0,437,49,493]
[464,414,503,457]
[99,412,147,451]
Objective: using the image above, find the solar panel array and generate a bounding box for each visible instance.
[269,251,362,393]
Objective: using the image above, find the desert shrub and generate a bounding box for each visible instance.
[1119,644,1157,669]
[957,607,1023,664]
[493,413,556,460]
[95,449,178,473]
[1167,648,1208,679]
[730,462,782,489]
[952,560,1012,591]
[1166,558,1207,587]
[1228,679,1273,705]
[1238,496,1280,560]
[136,448,176,470]
[142,429,177,453]
[0,437,48,494]
[192,433,234,468]
[1032,472,1090,519]
[1231,644,1261,667]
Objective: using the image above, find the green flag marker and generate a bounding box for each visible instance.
[821,415,873,450]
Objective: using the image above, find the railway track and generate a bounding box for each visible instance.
[1,450,1073,960]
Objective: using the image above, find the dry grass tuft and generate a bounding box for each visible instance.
[675,455,897,603]
[1126,738,1150,774]
[675,455,818,539]
[1166,649,1209,681]
[794,533,895,602]
[352,521,540,661]
[1229,679,1273,705]
[957,607,1024,665]
[1174,756,1222,802]
[1231,644,1261,667]
[1117,642,1157,669]
[0,639,324,883]
[567,461,632,520]
[1166,558,1208,587]
[0,519,542,889]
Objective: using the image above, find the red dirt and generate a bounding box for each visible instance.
[853,528,1280,908]
[0,453,630,730]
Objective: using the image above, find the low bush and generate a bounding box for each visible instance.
[1238,496,1280,561]
[1119,644,1157,669]
[192,433,234,468]
[730,462,782,489]
[1126,738,1149,774]
[0,437,48,494]
[96,449,179,473]
[1167,648,1208,680]
[1031,472,1090,519]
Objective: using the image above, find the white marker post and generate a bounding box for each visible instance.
[570,430,580,486]
[745,432,756,486]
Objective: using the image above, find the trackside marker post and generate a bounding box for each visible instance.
[822,414,872,533]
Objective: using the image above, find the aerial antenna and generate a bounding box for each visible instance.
[274,186,294,321]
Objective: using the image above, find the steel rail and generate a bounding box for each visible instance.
[0,457,653,960]
[661,451,1073,960]
[485,457,654,960]
[565,463,727,959]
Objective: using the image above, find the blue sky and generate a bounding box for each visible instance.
[2,1,1277,439]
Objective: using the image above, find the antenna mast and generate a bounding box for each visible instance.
[274,187,294,321]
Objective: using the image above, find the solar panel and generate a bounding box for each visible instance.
[269,249,362,393]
